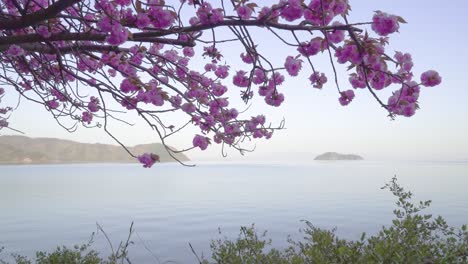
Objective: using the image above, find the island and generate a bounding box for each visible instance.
[0,135,189,165]
[314,152,363,160]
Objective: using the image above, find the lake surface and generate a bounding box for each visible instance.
[0,161,467,263]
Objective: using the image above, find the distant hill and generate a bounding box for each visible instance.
[314,152,363,160]
[0,135,189,165]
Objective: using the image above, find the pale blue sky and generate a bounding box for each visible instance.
[2,0,467,162]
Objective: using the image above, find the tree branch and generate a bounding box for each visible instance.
[0,0,82,30]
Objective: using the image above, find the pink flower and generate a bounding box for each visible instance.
[284,56,302,76]
[183,47,195,57]
[88,96,100,112]
[6,45,24,57]
[253,69,266,84]
[265,92,285,107]
[215,65,229,79]
[349,73,366,89]
[327,22,345,43]
[370,71,388,90]
[240,52,254,64]
[335,45,361,64]
[169,95,182,108]
[105,24,128,45]
[402,104,416,117]
[0,118,8,128]
[197,3,224,24]
[46,100,59,109]
[136,13,151,29]
[237,5,252,20]
[138,153,160,168]
[371,11,400,36]
[211,83,227,96]
[338,90,355,106]
[120,79,139,93]
[297,38,322,57]
[82,111,93,124]
[149,7,175,28]
[233,71,249,87]
[280,0,303,21]
[420,70,441,87]
[36,25,51,38]
[309,72,327,89]
[181,103,196,113]
[193,134,210,150]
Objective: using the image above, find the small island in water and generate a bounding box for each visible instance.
[314,152,363,160]
[0,135,189,165]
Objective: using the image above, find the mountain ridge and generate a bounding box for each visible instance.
[0,135,189,164]
[314,152,363,160]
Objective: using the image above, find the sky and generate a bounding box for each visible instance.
[1,0,468,162]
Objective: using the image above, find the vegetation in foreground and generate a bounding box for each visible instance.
[1,177,467,264]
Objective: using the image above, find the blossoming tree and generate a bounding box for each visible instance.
[0,0,441,167]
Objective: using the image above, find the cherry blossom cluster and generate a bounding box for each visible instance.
[0,87,11,130]
[0,0,441,168]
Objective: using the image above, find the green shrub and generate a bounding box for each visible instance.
[201,177,468,264]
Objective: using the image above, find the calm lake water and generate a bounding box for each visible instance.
[0,161,467,263]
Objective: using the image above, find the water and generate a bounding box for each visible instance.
[0,161,467,263]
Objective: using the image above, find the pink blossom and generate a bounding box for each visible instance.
[265,92,284,107]
[258,85,274,97]
[137,153,159,168]
[297,38,322,57]
[370,72,388,90]
[240,52,255,64]
[253,69,266,84]
[280,0,303,21]
[121,97,138,110]
[402,104,416,117]
[335,44,361,64]
[193,134,209,150]
[82,111,93,124]
[211,83,227,96]
[284,56,302,76]
[88,96,100,112]
[233,71,249,87]
[136,13,151,29]
[181,103,196,113]
[371,11,400,36]
[169,95,182,108]
[349,74,366,89]
[149,7,175,28]
[258,6,280,21]
[183,47,195,57]
[120,79,139,93]
[204,63,216,72]
[197,3,224,24]
[6,45,24,57]
[0,119,8,128]
[36,25,51,38]
[309,72,327,89]
[237,5,252,20]
[327,22,345,43]
[215,65,229,79]
[420,70,441,87]
[46,100,59,109]
[268,72,285,87]
[338,90,355,106]
[106,25,128,45]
